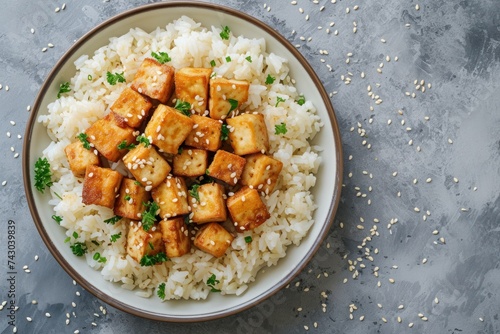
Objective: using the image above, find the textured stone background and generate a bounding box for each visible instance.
[1,0,500,333]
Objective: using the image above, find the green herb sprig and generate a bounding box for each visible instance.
[275,122,288,135]
[220,26,231,40]
[151,51,171,64]
[141,201,159,231]
[57,82,71,98]
[106,71,126,85]
[34,157,53,193]
[206,274,221,292]
[140,252,168,266]
[174,99,191,116]
[189,184,200,202]
[77,133,91,150]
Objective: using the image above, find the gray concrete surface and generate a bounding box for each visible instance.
[1,0,500,333]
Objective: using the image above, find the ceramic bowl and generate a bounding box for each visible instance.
[23,1,343,322]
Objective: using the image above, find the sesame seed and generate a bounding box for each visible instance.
[45,312,51,318]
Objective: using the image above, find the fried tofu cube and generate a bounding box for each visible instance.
[175,67,212,114]
[144,104,195,154]
[114,178,150,220]
[64,140,100,177]
[226,186,270,232]
[130,58,175,103]
[184,115,222,152]
[207,150,246,186]
[122,144,171,189]
[193,222,234,257]
[240,153,283,194]
[209,77,249,120]
[82,165,123,209]
[226,113,269,155]
[189,183,227,224]
[85,112,135,162]
[126,221,164,263]
[172,148,208,177]
[151,176,190,219]
[110,87,152,128]
[159,217,191,258]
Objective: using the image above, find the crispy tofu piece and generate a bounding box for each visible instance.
[240,153,283,194]
[122,144,171,189]
[209,77,249,120]
[226,186,270,232]
[110,87,152,128]
[64,140,100,178]
[193,222,234,257]
[159,217,191,258]
[226,113,269,155]
[82,165,123,209]
[172,148,208,177]
[151,176,190,219]
[85,112,135,162]
[207,150,246,186]
[175,67,212,114]
[188,183,227,224]
[114,178,150,220]
[144,104,195,154]
[130,58,175,103]
[184,115,222,152]
[126,221,164,263]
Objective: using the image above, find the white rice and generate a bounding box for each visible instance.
[38,16,323,300]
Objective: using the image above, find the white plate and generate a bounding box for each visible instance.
[23,1,343,321]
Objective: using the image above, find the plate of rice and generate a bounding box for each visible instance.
[23,1,343,321]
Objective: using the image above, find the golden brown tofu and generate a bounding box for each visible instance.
[85,112,136,162]
[226,186,270,232]
[209,77,249,120]
[126,221,164,263]
[144,104,195,154]
[64,140,100,178]
[172,148,208,177]
[130,58,175,103]
[189,183,227,224]
[159,217,191,258]
[193,222,234,257]
[82,165,123,209]
[240,153,283,194]
[175,67,212,114]
[184,115,222,152]
[110,87,152,128]
[226,113,269,155]
[151,176,190,219]
[114,178,150,220]
[207,150,246,186]
[122,144,171,190]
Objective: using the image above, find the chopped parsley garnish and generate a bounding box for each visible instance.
[52,215,62,224]
[265,74,276,85]
[34,157,53,193]
[70,242,87,257]
[88,74,93,81]
[151,51,171,64]
[72,231,79,239]
[93,252,107,263]
[210,59,216,67]
[110,232,122,243]
[297,95,306,106]
[141,201,159,231]
[275,96,286,107]
[228,98,238,113]
[174,99,191,116]
[220,124,230,141]
[106,71,126,85]
[189,184,200,202]
[206,169,210,175]
[117,140,136,150]
[134,180,142,186]
[220,25,231,40]
[57,82,71,98]
[104,215,122,225]
[149,242,154,250]
[77,133,91,150]
[206,274,221,292]
[244,236,253,243]
[91,240,100,246]
[245,56,252,63]
[124,194,131,201]
[140,252,168,266]
[184,215,191,225]
[210,72,216,79]
[225,56,232,62]
[178,147,184,155]
[275,122,288,135]
[136,135,151,147]
[157,282,166,300]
